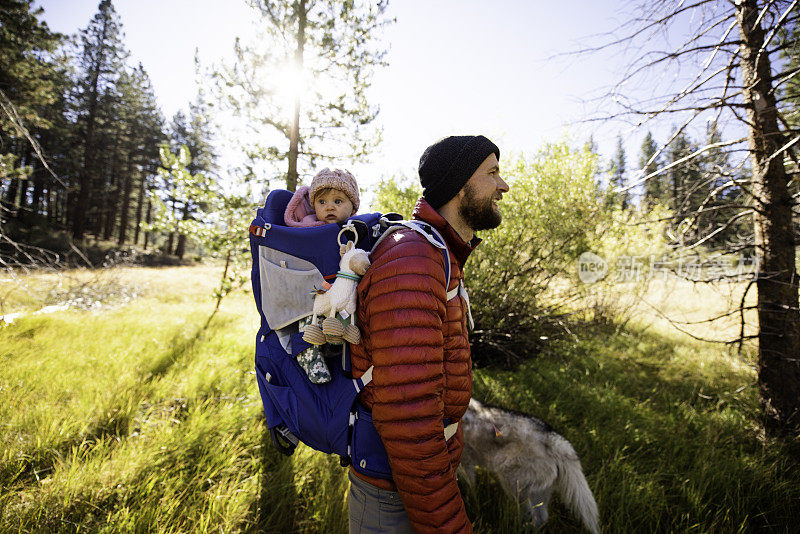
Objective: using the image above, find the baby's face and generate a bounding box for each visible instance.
[313,189,354,224]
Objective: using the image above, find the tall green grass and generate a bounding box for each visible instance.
[0,266,797,533]
[470,322,799,533]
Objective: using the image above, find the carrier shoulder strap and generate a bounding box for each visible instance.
[381,221,474,329]
[371,220,457,300]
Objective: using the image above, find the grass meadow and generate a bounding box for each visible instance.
[0,265,798,533]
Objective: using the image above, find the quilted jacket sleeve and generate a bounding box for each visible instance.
[360,231,472,534]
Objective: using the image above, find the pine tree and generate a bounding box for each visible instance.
[168,93,216,258]
[132,84,165,247]
[71,0,127,240]
[90,80,122,236]
[118,64,164,246]
[0,0,64,219]
[211,0,391,191]
[695,120,746,248]
[639,131,664,208]
[665,131,700,215]
[0,1,63,136]
[114,68,139,246]
[609,135,628,208]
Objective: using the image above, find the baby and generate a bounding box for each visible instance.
[284,168,360,227]
[283,168,361,384]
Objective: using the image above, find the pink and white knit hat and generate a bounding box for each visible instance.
[309,168,360,212]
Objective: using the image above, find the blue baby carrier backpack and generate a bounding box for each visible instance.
[249,189,454,479]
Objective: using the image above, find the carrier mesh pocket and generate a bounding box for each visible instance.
[258,246,325,330]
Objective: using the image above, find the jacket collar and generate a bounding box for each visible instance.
[412,197,480,268]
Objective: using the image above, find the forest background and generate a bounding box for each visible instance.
[1,0,799,532]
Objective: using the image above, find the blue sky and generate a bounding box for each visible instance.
[38,0,696,197]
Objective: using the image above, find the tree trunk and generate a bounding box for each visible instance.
[73,107,98,239]
[56,187,67,229]
[103,135,122,240]
[73,92,99,240]
[737,0,800,434]
[165,180,176,253]
[175,234,186,258]
[72,16,109,241]
[31,168,44,216]
[174,203,190,259]
[117,153,133,245]
[52,187,61,224]
[15,147,33,220]
[103,177,117,241]
[133,170,147,245]
[285,0,306,192]
[4,177,19,213]
[143,198,151,250]
[46,187,54,222]
[90,166,105,238]
[14,178,28,220]
[64,185,73,227]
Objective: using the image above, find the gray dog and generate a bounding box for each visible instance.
[459,399,600,534]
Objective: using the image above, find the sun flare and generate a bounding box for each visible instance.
[273,62,309,106]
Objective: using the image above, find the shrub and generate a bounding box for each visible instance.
[369,175,420,219]
[371,140,668,366]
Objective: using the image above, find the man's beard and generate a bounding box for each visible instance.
[458,182,502,232]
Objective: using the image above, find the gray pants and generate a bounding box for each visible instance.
[348,471,414,534]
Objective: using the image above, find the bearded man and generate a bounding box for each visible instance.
[349,135,509,534]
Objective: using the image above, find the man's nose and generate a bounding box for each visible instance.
[497,177,509,192]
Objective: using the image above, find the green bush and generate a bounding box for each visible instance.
[371,140,668,365]
[466,142,602,322]
[369,175,420,218]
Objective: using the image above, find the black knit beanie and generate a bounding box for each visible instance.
[418,135,500,209]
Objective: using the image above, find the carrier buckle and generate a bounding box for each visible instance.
[270,425,299,456]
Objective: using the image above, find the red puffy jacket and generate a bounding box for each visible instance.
[350,198,479,534]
